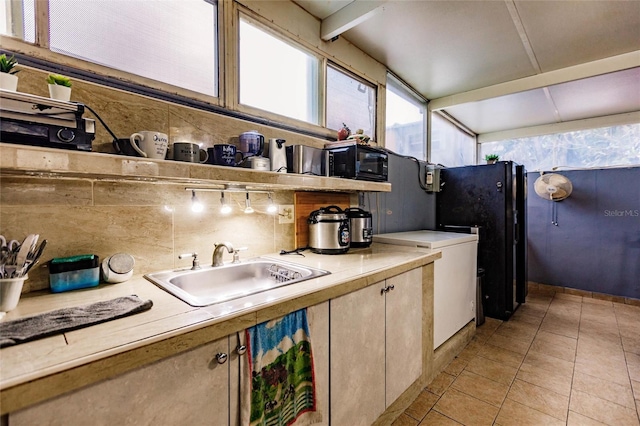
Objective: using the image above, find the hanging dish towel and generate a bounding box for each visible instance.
[241,308,321,426]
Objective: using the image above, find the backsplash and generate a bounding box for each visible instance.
[0,176,296,293]
[1,66,341,293]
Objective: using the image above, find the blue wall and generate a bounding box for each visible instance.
[527,166,640,298]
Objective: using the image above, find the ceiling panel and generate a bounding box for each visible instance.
[444,89,559,134]
[341,1,536,99]
[515,1,640,72]
[293,0,640,136]
[549,68,640,122]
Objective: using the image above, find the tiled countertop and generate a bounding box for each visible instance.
[0,243,440,414]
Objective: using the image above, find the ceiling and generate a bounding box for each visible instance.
[293,0,640,141]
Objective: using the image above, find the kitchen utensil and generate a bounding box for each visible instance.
[102,253,135,283]
[268,138,287,172]
[238,130,264,156]
[15,234,38,274]
[307,205,350,254]
[345,207,373,248]
[129,131,169,159]
[23,239,47,275]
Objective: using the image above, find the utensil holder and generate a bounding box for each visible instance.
[0,275,27,312]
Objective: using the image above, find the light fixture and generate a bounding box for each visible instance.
[220,192,232,214]
[191,190,204,213]
[267,193,278,214]
[244,192,254,214]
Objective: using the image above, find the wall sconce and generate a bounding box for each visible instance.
[244,193,254,214]
[191,190,204,213]
[220,192,232,214]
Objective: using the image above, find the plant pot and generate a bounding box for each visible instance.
[48,84,71,102]
[486,160,497,164]
[0,73,18,91]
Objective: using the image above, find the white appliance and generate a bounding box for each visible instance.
[373,230,478,349]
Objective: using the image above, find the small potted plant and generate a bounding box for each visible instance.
[0,54,20,91]
[484,154,499,164]
[47,73,72,101]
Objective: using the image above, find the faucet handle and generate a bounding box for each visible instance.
[232,247,248,263]
[178,252,201,270]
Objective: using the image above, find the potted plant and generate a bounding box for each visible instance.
[0,54,20,91]
[484,154,499,164]
[47,73,72,101]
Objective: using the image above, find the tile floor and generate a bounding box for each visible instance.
[394,289,640,426]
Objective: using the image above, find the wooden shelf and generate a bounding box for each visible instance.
[0,143,391,192]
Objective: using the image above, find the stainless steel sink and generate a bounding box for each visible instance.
[144,257,330,307]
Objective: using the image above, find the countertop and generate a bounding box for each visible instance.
[0,243,440,414]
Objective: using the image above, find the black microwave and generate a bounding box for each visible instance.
[325,143,388,182]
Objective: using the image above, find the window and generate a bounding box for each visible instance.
[48,0,218,96]
[327,65,376,139]
[385,76,425,159]
[0,0,35,42]
[479,123,640,171]
[239,16,319,124]
[430,113,475,167]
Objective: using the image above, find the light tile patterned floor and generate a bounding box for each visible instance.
[394,290,640,426]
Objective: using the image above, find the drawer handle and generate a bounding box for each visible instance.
[236,345,247,355]
[215,353,228,364]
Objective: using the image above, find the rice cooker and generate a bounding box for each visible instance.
[308,205,350,254]
[346,207,373,248]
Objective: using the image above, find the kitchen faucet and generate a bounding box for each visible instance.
[212,242,234,267]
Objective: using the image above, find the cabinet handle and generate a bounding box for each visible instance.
[381,285,395,294]
[215,353,228,364]
[236,331,247,355]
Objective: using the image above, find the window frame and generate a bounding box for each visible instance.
[234,10,323,129]
[325,62,378,140]
[385,73,428,160]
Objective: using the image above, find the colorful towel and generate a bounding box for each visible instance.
[243,308,319,426]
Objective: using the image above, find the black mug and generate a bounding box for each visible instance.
[208,144,245,167]
[113,138,143,157]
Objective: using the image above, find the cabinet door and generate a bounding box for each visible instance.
[10,337,231,426]
[385,268,423,407]
[330,282,386,426]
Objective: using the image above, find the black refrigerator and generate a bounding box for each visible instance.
[436,161,527,320]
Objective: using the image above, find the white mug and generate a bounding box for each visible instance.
[129,131,169,159]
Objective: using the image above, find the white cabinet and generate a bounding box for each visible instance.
[330,268,423,426]
[10,336,238,426]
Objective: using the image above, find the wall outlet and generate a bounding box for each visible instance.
[278,205,294,224]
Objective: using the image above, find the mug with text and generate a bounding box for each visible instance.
[208,144,245,167]
[129,131,169,159]
[172,142,208,163]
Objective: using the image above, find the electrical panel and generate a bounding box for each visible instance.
[425,165,442,192]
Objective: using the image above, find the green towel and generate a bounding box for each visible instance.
[0,295,152,348]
